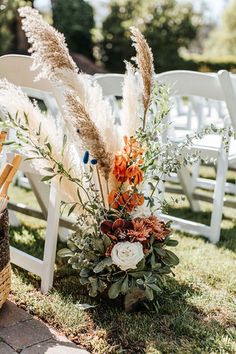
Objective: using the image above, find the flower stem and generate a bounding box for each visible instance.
[96,165,105,208]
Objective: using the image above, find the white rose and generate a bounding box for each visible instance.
[111,241,144,271]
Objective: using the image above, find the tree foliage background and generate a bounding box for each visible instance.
[205,0,236,56]
[2,0,235,74]
[100,0,200,72]
[0,0,32,53]
[52,0,95,59]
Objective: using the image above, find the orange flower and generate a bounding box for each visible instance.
[123,136,144,160]
[126,164,143,185]
[122,192,144,212]
[113,153,128,183]
[108,189,144,212]
[108,190,120,209]
[131,193,145,208]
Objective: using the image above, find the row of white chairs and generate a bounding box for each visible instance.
[0,54,235,293]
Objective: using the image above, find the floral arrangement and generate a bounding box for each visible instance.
[0,6,212,311]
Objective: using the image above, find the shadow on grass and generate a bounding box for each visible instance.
[50,274,235,354]
[12,262,236,354]
[11,242,236,353]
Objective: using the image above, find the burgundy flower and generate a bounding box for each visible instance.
[100,218,134,242]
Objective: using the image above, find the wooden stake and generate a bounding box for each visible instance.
[0,131,7,154]
[1,154,22,197]
[0,163,13,188]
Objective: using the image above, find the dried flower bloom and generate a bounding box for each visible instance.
[18,6,78,81]
[129,216,171,242]
[64,90,113,180]
[130,26,154,129]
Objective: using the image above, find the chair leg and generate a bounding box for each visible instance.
[8,210,20,227]
[191,161,201,190]
[209,146,228,244]
[177,165,201,212]
[41,180,60,293]
[27,173,69,242]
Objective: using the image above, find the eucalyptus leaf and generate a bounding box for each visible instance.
[147,283,161,292]
[103,234,112,249]
[136,278,144,286]
[57,248,74,258]
[88,277,98,297]
[108,278,123,299]
[144,287,154,301]
[98,279,107,293]
[75,303,98,310]
[68,203,77,216]
[166,239,178,247]
[93,257,112,273]
[80,268,90,277]
[164,250,179,266]
[41,175,55,182]
[121,276,129,294]
[93,239,105,253]
[154,248,166,257]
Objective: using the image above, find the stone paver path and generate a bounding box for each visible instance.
[0,301,89,353]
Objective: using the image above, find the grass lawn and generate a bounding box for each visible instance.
[8,169,236,354]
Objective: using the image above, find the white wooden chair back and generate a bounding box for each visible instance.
[218,70,236,131]
[0,54,62,292]
[156,70,233,138]
[0,54,58,116]
[156,70,224,100]
[0,54,51,91]
[94,74,124,125]
[155,70,236,243]
[94,73,124,97]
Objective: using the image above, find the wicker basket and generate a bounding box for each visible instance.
[0,209,11,308]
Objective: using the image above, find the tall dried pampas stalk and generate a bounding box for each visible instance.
[18,6,78,81]
[130,26,154,130]
[121,62,141,136]
[64,90,113,180]
[19,6,121,159]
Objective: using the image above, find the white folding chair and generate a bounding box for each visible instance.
[94,73,124,125]
[0,54,74,292]
[167,72,236,197]
[156,70,236,243]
